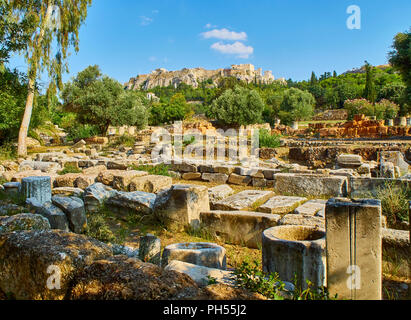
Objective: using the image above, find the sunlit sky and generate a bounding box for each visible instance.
[7,0,411,87]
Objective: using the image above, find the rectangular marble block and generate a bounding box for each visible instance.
[325,198,382,300]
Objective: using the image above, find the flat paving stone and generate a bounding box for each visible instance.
[258,196,307,214]
[294,199,327,216]
[213,190,274,211]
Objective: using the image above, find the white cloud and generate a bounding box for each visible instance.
[140,16,153,26]
[201,28,247,41]
[205,23,217,29]
[210,41,254,59]
[152,9,159,14]
[149,56,157,62]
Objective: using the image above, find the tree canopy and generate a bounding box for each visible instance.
[62,65,148,134]
[207,86,265,126]
[389,29,411,115]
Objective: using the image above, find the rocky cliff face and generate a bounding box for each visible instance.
[125,64,283,90]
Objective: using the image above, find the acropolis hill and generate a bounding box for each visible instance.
[125,64,284,90]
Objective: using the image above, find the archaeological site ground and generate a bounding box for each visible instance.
[0,1,410,306]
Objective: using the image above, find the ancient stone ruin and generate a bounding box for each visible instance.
[0,118,410,301]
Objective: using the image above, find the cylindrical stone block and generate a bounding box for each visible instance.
[262,225,326,289]
[291,122,299,130]
[325,198,382,300]
[138,234,161,265]
[161,242,226,270]
[20,176,52,205]
[394,117,407,127]
[386,119,394,127]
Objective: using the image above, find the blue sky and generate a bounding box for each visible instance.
[8,0,411,85]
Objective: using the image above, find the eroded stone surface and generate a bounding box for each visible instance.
[107,191,157,215]
[52,197,87,234]
[162,242,226,270]
[202,173,229,184]
[165,260,235,287]
[279,214,325,228]
[154,184,209,230]
[83,183,117,213]
[36,202,69,231]
[0,213,50,235]
[208,185,234,207]
[294,200,327,216]
[273,174,348,197]
[200,210,281,249]
[258,196,307,215]
[129,175,172,193]
[0,230,112,300]
[213,190,274,211]
[112,170,148,191]
[69,255,200,300]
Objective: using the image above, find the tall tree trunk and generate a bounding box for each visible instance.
[17,2,54,157]
[17,76,36,157]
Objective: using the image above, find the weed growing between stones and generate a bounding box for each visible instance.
[84,204,123,244]
[376,182,410,226]
[207,276,218,285]
[129,163,171,177]
[185,224,217,242]
[58,163,82,175]
[234,260,337,300]
[84,213,117,244]
[109,134,136,148]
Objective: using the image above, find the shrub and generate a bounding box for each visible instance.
[0,142,16,160]
[66,124,99,142]
[110,134,136,148]
[344,98,399,120]
[378,99,400,119]
[344,99,372,120]
[259,129,281,148]
[234,260,336,300]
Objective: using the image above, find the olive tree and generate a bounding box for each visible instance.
[62,65,148,134]
[208,86,265,126]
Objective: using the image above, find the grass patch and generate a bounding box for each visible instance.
[58,164,83,175]
[130,163,171,177]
